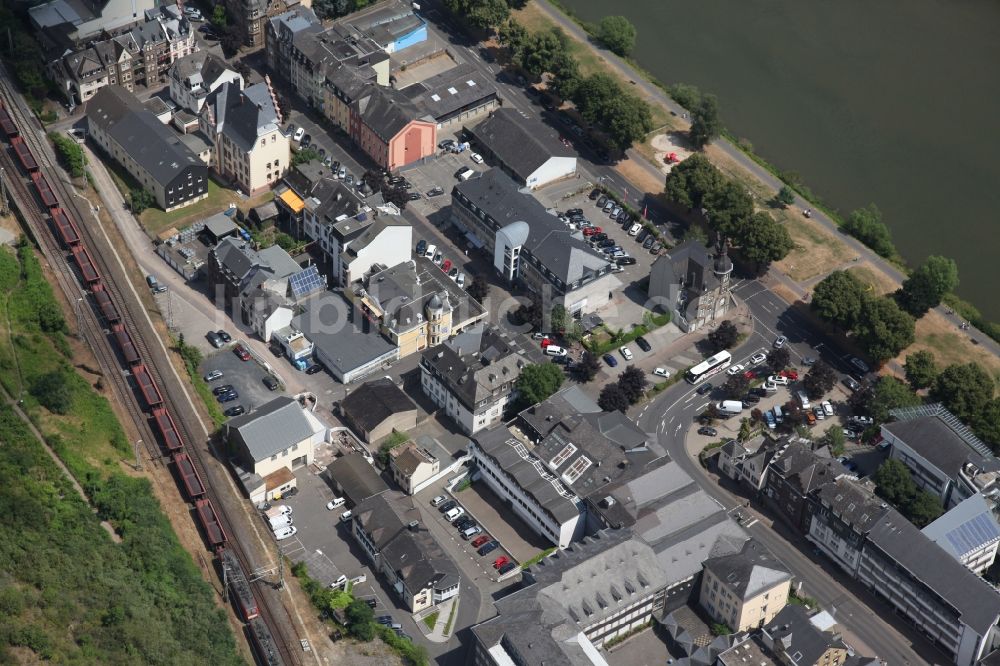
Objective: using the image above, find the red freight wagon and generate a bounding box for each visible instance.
[31,171,57,208]
[247,618,283,666]
[12,137,38,172]
[195,498,227,552]
[93,287,119,324]
[51,207,81,247]
[173,452,206,499]
[71,245,100,284]
[111,323,139,365]
[221,550,259,621]
[0,103,18,138]
[132,363,163,408]
[152,406,183,452]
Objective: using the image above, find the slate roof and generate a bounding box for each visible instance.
[703,538,791,601]
[226,396,322,462]
[883,403,996,479]
[468,108,574,182]
[864,508,1000,635]
[922,493,1000,562]
[650,240,720,297]
[814,478,890,535]
[293,292,397,377]
[762,605,847,666]
[420,324,528,412]
[353,492,460,594]
[453,169,610,286]
[353,84,429,142]
[87,86,203,188]
[327,453,388,503]
[403,62,500,122]
[768,440,842,495]
[340,377,416,432]
[473,530,664,665]
[389,441,435,477]
[207,81,281,154]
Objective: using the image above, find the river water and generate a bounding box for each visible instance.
[559,0,1000,319]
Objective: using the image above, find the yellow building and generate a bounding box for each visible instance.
[699,539,792,632]
[354,258,486,360]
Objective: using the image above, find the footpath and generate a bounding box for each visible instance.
[531,0,1000,364]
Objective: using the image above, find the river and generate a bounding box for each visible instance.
[558,0,1000,319]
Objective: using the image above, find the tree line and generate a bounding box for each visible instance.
[663,154,793,273]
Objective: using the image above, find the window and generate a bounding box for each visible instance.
[261,139,266,147]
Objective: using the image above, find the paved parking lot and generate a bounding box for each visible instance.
[199,345,282,415]
[435,480,552,564]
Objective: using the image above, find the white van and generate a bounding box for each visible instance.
[717,400,743,416]
[773,405,784,424]
[424,243,437,259]
[444,506,465,522]
[269,515,292,530]
[544,345,568,357]
[326,497,346,510]
[797,391,811,409]
[457,167,475,181]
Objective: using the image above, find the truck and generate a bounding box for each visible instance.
[269,514,292,530]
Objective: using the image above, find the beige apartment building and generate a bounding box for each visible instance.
[699,539,792,632]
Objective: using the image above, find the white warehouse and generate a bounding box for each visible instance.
[466,108,577,189]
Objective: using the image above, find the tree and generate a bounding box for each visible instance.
[707,320,739,353]
[604,93,654,152]
[862,375,923,425]
[617,366,648,404]
[497,19,528,52]
[735,211,793,273]
[129,187,154,214]
[577,351,601,383]
[905,491,943,528]
[344,599,376,640]
[874,459,917,506]
[663,154,724,212]
[821,426,845,456]
[904,350,937,391]
[768,347,790,372]
[312,0,352,19]
[292,147,320,166]
[516,363,564,406]
[854,296,915,363]
[811,270,867,330]
[444,0,509,31]
[49,133,86,178]
[803,361,837,399]
[514,293,543,330]
[598,383,630,412]
[550,304,568,335]
[689,93,722,148]
[723,374,750,400]
[667,82,702,110]
[844,204,894,258]
[931,363,995,427]
[467,274,489,302]
[738,418,753,442]
[31,371,73,415]
[775,185,796,208]
[220,24,243,58]
[211,5,228,29]
[596,16,636,56]
[898,256,959,318]
[703,179,753,237]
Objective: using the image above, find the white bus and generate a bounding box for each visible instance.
[685,350,733,384]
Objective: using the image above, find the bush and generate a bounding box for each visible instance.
[30,370,73,414]
[595,16,636,56]
[129,187,154,214]
[48,132,86,178]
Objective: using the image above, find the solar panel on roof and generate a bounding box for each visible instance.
[289,265,325,298]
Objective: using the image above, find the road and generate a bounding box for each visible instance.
[526,0,1000,360]
[631,283,938,665]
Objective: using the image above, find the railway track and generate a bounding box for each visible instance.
[0,68,302,666]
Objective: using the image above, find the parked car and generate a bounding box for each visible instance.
[224,405,245,417]
[326,497,346,510]
[233,344,251,361]
[589,188,601,200]
[427,186,445,197]
[750,352,767,365]
[619,346,633,361]
[813,406,825,421]
[293,127,305,142]
[415,240,427,256]
[263,376,279,391]
[339,510,353,523]
[698,426,718,436]
[471,534,491,548]
[300,134,312,148]
[642,236,655,250]
[438,500,457,513]
[843,377,862,392]
[273,526,297,540]
[493,556,510,569]
[653,367,669,377]
[470,152,484,164]
[603,200,615,212]
[478,541,499,556]
[596,194,608,207]
[616,256,637,266]
[696,382,714,395]
[217,330,232,343]
[206,331,224,348]
[773,336,787,349]
[743,393,760,405]
[628,223,642,236]
[802,356,817,366]
[430,495,448,507]
[649,241,662,254]
[767,375,790,386]
[438,138,455,150]
[461,526,483,540]
[498,561,518,575]
[727,363,746,376]
[217,391,238,403]
[449,267,459,279]
[212,384,234,396]
[432,252,444,265]
[850,356,870,374]
[377,615,393,625]
[635,336,651,352]
[441,259,452,273]
[306,364,323,375]
[821,401,834,417]
[603,353,618,368]
[407,191,421,201]
[610,205,622,218]
[204,370,224,382]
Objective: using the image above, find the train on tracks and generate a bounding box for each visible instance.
[0,100,286,665]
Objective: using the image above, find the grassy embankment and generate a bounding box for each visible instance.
[0,241,242,663]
